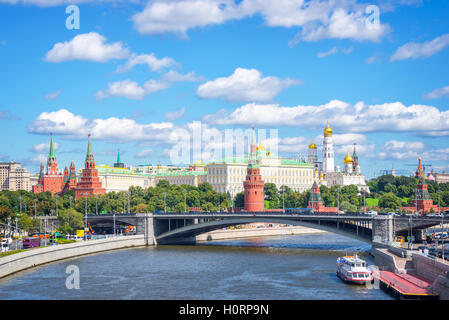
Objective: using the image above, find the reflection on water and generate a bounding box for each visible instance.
[0,233,393,300]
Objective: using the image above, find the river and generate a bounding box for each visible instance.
[0,233,393,300]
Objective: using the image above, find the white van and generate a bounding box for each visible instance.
[1,242,9,252]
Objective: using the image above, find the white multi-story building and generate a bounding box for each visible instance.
[207,155,314,197]
[0,162,31,191]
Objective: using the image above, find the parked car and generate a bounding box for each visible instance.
[366,211,378,216]
[1,242,9,252]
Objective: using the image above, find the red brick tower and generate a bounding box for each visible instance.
[74,134,105,200]
[68,160,77,189]
[243,128,264,212]
[308,181,338,213]
[41,133,64,196]
[412,157,438,214]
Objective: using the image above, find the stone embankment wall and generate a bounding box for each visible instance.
[196,226,327,241]
[0,235,145,279]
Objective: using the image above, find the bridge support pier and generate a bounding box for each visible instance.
[372,216,394,243]
[136,214,157,246]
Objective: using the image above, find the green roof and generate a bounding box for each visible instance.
[48,134,56,158]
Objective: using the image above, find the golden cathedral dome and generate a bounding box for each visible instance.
[344,152,354,164]
[324,121,333,136]
[309,142,317,149]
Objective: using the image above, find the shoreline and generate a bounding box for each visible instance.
[196,226,327,242]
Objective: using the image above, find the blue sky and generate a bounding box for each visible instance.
[0,0,448,179]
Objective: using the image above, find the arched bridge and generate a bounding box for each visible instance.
[81,212,445,245]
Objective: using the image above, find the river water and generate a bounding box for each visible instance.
[0,233,393,300]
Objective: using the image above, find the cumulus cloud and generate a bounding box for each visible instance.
[45,32,130,63]
[115,53,179,73]
[28,109,175,143]
[30,142,60,153]
[196,68,301,103]
[390,34,449,62]
[202,99,449,136]
[95,71,202,100]
[423,86,449,100]
[0,0,125,6]
[377,139,449,162]
[132,0,390,43]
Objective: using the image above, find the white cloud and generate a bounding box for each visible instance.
[377,139,449,162]
[45,32,130,63]
[95,71,202,100]
[317,46,353,58]
[165,107,186,121]
[45,90,61,100]
[390,34,449,61]
[424,86,449,100]
[28,109,175,143]
[135,149,153,159]
[0,0,126,6]
[196,68,301,103]
[115,53,179,73]
[202,99,449,136]
[31,142,60,153]
[132,0,390,43]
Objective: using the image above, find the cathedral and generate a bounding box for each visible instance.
[308,122,370,194]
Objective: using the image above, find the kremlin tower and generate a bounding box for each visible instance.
[32,134,64,196]
[243,128,265,212]
[74,134,105,200]
[322,121,334,174]
[412,157,437,214]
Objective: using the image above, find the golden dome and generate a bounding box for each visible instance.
[319,173,324,178]
[308,141,317,149]
[324,121,333,136]
[344,152,353,164]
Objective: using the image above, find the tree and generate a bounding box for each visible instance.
[135,203,148,213]
[379,192,401,210]
[57,209,84,235]
[234,192,244,208]
[340,201,357,213]
[0,206,13,222]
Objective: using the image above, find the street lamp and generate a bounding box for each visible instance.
[33,199,37,218]
[95,195,98,215]
[84,196,88,241]
[438,190,441,215]
[183,189,187,213]
[19,196,22,214]
[55,195,58,216]
[164,192,167,213]
[128,192,130,214]
[281,186,285,213]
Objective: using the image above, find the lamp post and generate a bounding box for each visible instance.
[113,213,116,236]
[55,195,58,216]
[281,186,285,213]
[84,197,88,241]
[438,190,441,215]
[183,190,187,213]
[19,196,22,214]
[164,192,167,213]
[95,195,98,215]
[128,192,130,214]
[33,199,37,218]
[337,187,340,211]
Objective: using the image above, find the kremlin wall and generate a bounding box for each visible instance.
[28,123,448,214]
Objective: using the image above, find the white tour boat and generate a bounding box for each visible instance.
[336,255,373,285]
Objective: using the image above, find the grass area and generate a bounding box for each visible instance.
[365,198,379,207]
[55,239,76,244]
[0,249,25,258]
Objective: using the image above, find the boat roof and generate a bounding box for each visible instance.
[340,256,366,263]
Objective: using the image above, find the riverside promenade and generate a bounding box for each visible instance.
[0,235,145,279]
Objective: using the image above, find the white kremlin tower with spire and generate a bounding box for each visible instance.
[307,122,370,194]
